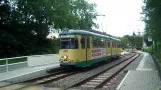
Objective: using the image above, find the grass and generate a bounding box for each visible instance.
[0,60,6,65]
[0,57,27,65]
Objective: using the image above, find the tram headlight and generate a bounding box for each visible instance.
[64,55,68,59]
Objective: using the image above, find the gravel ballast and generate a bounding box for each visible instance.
[50,54,134,89]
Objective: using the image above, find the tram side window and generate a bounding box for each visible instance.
[117,43,120,48]
[108,41,111,48]
[116,43,118,48]
[92,37,97,48]
[112,42,114,48]
[114,42,117,48]
[100,39,105,48]
[92,37,105,48]
[71,38,78,49]
[87,38,90,48]
[81,37,85,49]
[112,41,115,48]
[115,42,117,48]
[97,38,102,48]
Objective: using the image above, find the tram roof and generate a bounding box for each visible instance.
[59,29,120,42]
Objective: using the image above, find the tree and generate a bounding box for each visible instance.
[122,34,143,50]
[142,0,161,54]
[0,0,98,58]
[0,0,25,57]
[120,37,130,49]
[71,0,98,30]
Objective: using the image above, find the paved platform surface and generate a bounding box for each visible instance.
[117,52,161,90]
[124,53,144,71]
[0,63,59,82]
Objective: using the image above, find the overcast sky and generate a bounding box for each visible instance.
[89,0,145,37]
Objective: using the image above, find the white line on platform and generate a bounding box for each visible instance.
[0,64,59,82]
[136,53,148,70]
[0,68,45,82]
[116,70,130,90]
[136,68,153,71]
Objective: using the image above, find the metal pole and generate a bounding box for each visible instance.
[96,14,105,32]
[6,58,8,72]
[152,30,153,54]
[110,36,112,57]
[86,36,87,67]
[100,22,104,32]
[152,36,153,54]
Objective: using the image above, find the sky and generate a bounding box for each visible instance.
[89,0,145,37]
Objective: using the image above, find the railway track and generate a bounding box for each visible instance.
[68,54,139,89]
[22,70,75,84]
[14,57,121,90]
[0,67,74,89]
[0,67,61,84]
[0,53,138,90]
[16,68,81,90]
[19,54,137,90]
[21,57,123,86]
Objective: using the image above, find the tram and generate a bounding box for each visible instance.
[59,30,121,67]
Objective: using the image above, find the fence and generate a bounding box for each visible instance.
[0,56,28,73]
[0,54,59,73]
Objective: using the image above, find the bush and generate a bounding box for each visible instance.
[155,47,161,63]
[143,46,161,68]
[142,46,153,54]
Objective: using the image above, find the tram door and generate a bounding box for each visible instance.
[81,36,91,66]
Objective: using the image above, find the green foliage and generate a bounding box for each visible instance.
[120,37,130,49]
[121,33,143,50]
[143,46,153,54]
[153,44,161,63]
[0,0,97,58]
[142,0,161,44]
[8,57,27,64]
[143,0,161,63]
[0,60,6,65]
[71,0,98,29]
[0,57,27,65]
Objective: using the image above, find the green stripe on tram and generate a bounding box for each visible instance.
[74,54,121,67]
[74,56,111,67]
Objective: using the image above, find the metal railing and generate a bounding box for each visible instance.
[0,54,59,73]
[0,56,28,73]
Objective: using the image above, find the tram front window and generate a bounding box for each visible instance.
[60,38,78,49]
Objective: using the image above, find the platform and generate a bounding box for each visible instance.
[0,63,59,82]
[117,52,161,90]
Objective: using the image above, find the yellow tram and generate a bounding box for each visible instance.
[59,30,121,67]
